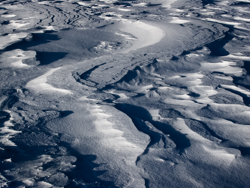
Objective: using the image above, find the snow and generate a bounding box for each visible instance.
[226,54,250,60]
[9,20,30,29]
[204,18,242,26]
[0,33,30,50]
[0,110,21,147]
[118,8,132,12]
[26,68,73,94]
[1,14,16,18]
[164,0,177,8]
[233,16,250,22]
[90,104,143,160]
[170,17,190,24]
[221,85,250,96]
[120,20,165,52]
[0,49,36,68]
[1,0,250,187]
[201,61,243,76]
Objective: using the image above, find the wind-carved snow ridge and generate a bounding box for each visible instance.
[120,20,165,53]
[89,104,144,164]
[172,118,236,166]
[170,17,190,24]
[1,14,16,18]
[26,68,72,94]
[201,61,243,76]
[0,110,21,147]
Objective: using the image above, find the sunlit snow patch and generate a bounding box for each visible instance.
[204,18,249,31]
[37,1,50,4]
[226,53,250,61]
[26,68,72,94]
[202,145,235,165]
[161,0,177,8]
[120,20,165,52]
[94,41,116,52]
[0,33,30,50]
[0,49,36,68]
[149,109,162,121]
[234,0,250,2]
[221,85,250,96]
[226,16,250,22]
[201,61,243,76]
[78,2,88,6]
[132,3,147,7]
[115,32,136,40]
[99,0,116,4]
[118,8,132,12]
[9,20,30,29]
[170,17,190,24]
[164,72,218,104]
[205,18,238,26]
[173,118,236,166]
[210,119,250,147]
[216,0,229,6]
[233,16,250,22]
[105,89,129,100]
[99,12,123,20]
[214,75,233,81]
[89,104,143,163]
[0,110,21,147]
[200,11,216,16]
[1,14,16,18]
[32,26,57,33]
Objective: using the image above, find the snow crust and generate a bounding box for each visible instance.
[0,0,250,187]
[0,49,35,68]
[26,68,73,94]
[0,33,30,50]
[120,20,165,52]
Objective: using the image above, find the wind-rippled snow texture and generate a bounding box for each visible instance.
[0,0,250,187]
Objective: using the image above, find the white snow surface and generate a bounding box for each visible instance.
[0,0,250,187]
[0,49,35,68]
[120,20,165,52]
[0,33,30,50]
[26,68,73,94]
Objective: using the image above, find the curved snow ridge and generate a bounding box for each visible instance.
[0,110,21,147]
[120,20,165,53]
[173,118,236,166]
[26,68,72,94]
[89,104,144,163]
[201,61,243,76]
[203,18,250,31]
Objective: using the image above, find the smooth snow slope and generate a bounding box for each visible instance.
[120,20,165,53]
[0,0,250,187]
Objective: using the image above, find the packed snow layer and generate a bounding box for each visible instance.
[0,33,30,50]
[170,17,190,24]
[161,0,178,8]
[0,49,36,68]
[26,68,73,94]
[120,20,165,52]
[0,0,250,187]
